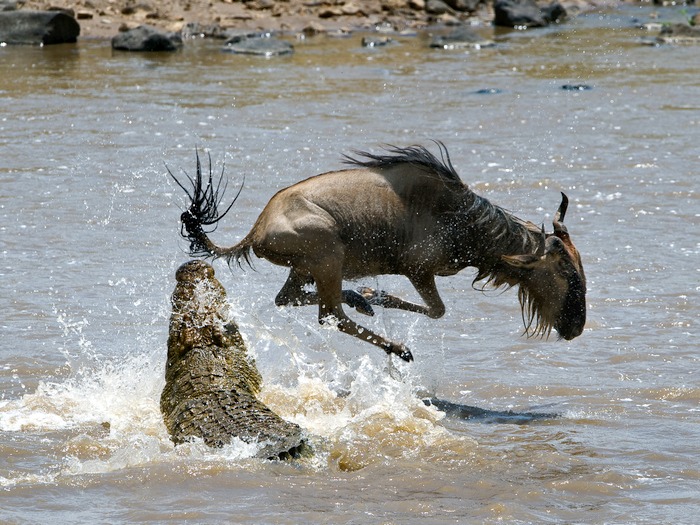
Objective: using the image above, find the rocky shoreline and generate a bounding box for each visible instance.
[9,0,613,40]
[3,0,698,51]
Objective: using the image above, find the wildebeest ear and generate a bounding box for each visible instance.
[501,254,541,269]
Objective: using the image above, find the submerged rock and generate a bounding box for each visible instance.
[657,23,700,44]
[222,34,293,56]
[561,84,592,91]
[0,10,80,45]
[362,35,392,47]
[160,260,307,459]
[474,87,503,94]
[111,24,182,51]
[430,27,495,49]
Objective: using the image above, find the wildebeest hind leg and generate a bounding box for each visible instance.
[312,263,413,362]
[276,269,375,316]
[275,269,316,307]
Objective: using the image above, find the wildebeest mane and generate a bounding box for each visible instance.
[461,194,554,339]
[469,195,543,266]
[469,199,555,338]
[342,141,461,184]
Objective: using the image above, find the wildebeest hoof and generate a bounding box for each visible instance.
[358,286,384,305]
[343,289,374,316]
[386,343,413,362]
[360,288,410,312]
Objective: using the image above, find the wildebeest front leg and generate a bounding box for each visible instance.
[359,287,431,316]
[359,273,446,319]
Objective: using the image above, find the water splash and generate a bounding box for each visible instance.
[1,276,477,491]
[261,355,477,472]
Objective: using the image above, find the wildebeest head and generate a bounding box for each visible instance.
[501,193,586,340]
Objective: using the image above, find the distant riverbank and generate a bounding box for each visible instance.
[17,0,618,39]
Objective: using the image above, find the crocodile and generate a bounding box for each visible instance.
[160,260,307,459]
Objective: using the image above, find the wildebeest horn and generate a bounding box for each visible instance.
[553,192,569,235]
[537,224,546,256]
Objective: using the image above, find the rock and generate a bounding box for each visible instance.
[0,10,80,44]
[161,260,308,459]
[249,0,274,9]
[111,24,182,51]
[301,20,327,37]
[561,83,592,91]
[494,0,545,27]
[120,3,154,17]
[493,0,566,28]
[542,1,566,23]
[180,21,228,39]
[657,23,700,44]
[341,2,364,15]
[222,33,293,56]
[1,0,19,11]
[430,26,494,48]
[444,0,482,12]
[362,35,392,47]
[435,12,461,25]
[474,87,503,94]
[425,0,452,15]
[319,6,342,18]
[382,0,409,9]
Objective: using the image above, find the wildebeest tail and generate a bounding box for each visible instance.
[167,150,253,267]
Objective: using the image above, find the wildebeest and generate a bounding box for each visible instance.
[168,142,586,362]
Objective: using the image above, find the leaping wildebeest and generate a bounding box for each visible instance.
[169,142,586,362]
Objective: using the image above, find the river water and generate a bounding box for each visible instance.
[1,6,698,524]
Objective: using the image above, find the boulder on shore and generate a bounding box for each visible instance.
[160,260,307,459]
[0,10,80,45]
[493,0,566,28]
[111,24,183,51]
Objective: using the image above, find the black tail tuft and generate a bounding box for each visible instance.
[167,150,243,258]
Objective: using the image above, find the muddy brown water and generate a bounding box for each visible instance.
[1,7,699,524]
